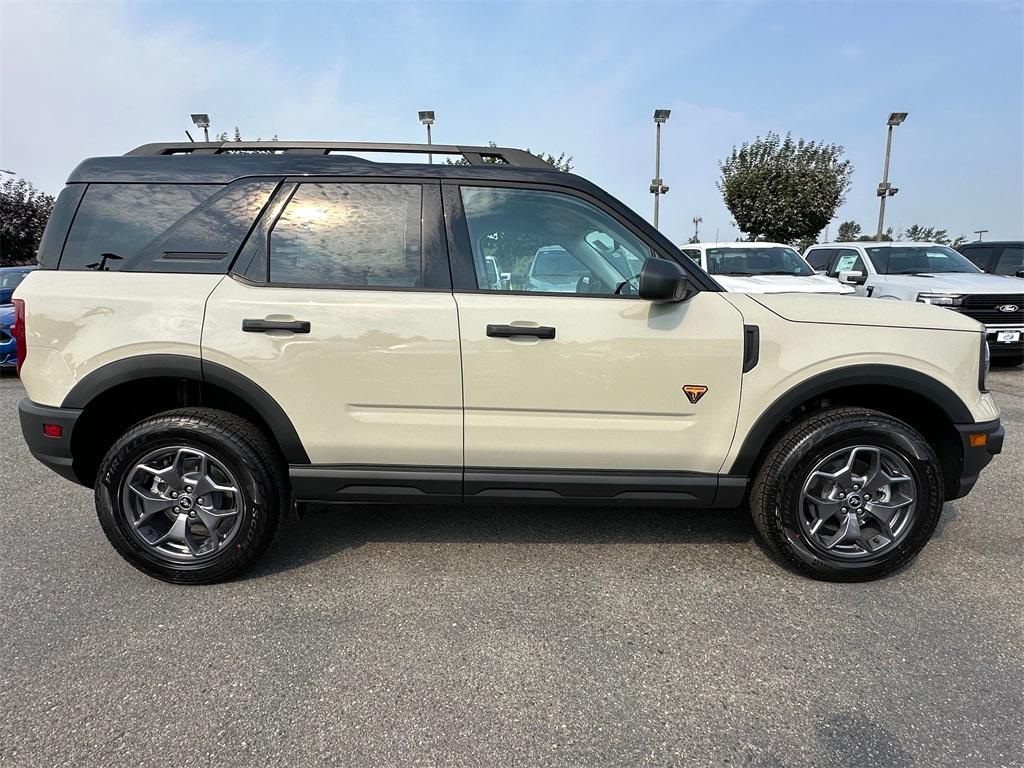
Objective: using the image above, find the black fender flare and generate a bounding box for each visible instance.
[62,353,310,464]
[728,364,973,475]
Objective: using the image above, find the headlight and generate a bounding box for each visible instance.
[917,292,964,306]
[979,335,990,392]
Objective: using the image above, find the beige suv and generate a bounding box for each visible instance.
[13,141,1003,584]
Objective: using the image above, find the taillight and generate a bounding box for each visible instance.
[12,298,26,376]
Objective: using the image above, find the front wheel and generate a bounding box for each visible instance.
[95,408,288,584]
[750,407,944,581]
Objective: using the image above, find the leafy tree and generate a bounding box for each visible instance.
[902,225,966,247]
[446,141,573,172]
[836,220,861,242]
[215,126,279,143]
[793,235,818,254]
[718,132,852,244]
[0,177,54,266]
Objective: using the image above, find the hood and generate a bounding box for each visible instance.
[713,274,854,295]
[882,272,1023,293]
[750,292,984,332]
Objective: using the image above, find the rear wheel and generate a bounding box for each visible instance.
[751,407,944,581]
[95,408,288,584]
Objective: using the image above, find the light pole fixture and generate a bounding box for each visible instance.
[191,113,211,143]
[651,109,671,229]
[974,229,988,241]
[875,111,908,240]
[418,110,435,164]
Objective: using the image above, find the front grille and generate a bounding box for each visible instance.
[960,293,1024,324]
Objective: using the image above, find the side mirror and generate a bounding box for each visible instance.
[838,270,866,285]
[639,257,692,302]
[1015,268,1024,279]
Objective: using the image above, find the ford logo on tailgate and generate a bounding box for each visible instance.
[996,304,1019,312]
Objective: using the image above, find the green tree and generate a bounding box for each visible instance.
[718,132,852,244]
[793,235,818,254]
[836,220,861,242]
[0,177,55,266]
[446,141,573,172]
[902,225,966,246]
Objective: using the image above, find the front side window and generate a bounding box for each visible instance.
[805,248,833,271]
[270,183,422,287]
[828,248,866,277]
[959,245,997,270]
[460,186,652,296]
[865,245,982,275]
[706,246,813,277]
[995,246,1023,276]
[61,184,220,270]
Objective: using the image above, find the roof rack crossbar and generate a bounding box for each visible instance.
[125,141,552,168]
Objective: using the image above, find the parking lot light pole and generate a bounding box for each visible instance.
[191,113,211,143]
[692,216,702,242]
[418,111,435,164]
[651,109,671,229]
[876,112,907,240]
[973,229,988,241]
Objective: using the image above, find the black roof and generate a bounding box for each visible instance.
[958,240,1022,247]
[67,140,579,186]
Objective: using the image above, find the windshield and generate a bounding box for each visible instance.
[866,245,982,275]
[531,247,589,278]
[0,270,29,289]
[706,247,813,277]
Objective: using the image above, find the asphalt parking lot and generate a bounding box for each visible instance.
[0,370,1021,768]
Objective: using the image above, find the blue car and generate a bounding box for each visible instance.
[0,265,35,305]
[0,304,15,370]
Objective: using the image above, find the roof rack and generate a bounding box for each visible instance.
[125,141,553,169]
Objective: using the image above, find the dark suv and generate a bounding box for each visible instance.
[958,241,1023,278]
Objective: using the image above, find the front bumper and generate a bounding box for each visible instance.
[18,398,83,484]
[950,418,1004,499]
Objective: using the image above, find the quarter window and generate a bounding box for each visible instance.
[61,184,220,270]
[269,183,422,287]
[460,186,652,296]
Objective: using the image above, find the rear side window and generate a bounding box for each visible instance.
[60,184,219,270]
[269,183,422,288]
[805,248,833,271]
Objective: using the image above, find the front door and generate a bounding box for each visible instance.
[447,184,745,487]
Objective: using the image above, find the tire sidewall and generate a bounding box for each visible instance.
[772,418,943,578]
[96,420,269,581]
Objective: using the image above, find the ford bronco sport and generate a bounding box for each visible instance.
[14,141,1004,584]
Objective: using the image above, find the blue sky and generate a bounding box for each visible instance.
[2,0,1022,244]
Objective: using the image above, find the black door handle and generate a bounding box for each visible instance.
[486,324,556,339]
[242,319,311,333]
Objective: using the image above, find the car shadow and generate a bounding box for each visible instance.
[243,502,756,579]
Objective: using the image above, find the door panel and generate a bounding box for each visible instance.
[203,278,462,466]
[455,291,744,473]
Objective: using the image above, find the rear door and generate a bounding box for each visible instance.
[444,182,745,498]
[202,179,463,478]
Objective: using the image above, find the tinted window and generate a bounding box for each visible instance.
[706,246,812,276]
[805,248,833,271]
[681,248,701,265]
[995,246,1023,276]
[959,245,998,270]
[0,270,30,289]
[866,245,981,275]
[460,186,652,295]
[61,184,219,270]
[270,183,422,287]
[828,248,865,277]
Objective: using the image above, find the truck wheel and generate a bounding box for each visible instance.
[95,408,288,584]
[750,407,944,582]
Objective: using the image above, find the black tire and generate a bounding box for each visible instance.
[750,407,944,582]
[95,408,288,584]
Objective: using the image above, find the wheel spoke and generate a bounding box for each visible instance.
[152,513,190,546]
[128,485,175,525]
[822,512,862,550]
